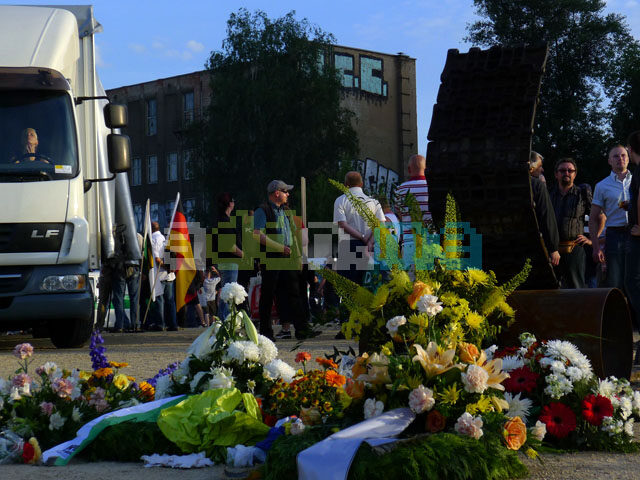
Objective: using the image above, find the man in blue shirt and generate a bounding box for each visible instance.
[253,180,312,341]
[589,145,632,290]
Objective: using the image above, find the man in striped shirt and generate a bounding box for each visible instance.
[394,154,433,268]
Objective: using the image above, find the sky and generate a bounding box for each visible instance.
[7,0,640,155]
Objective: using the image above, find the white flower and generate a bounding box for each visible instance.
[49,412,66,431]
[187,324,218,358]
[225,341,246,363]
[209,367,235,390]
[9,387,21,402]
[504,392,533,422]
[601,417,623,436]
[597,378,616,399]
[416,295,443,316]
[549,360,567,375]
[544,374,573,399]
[408,385,435,414]
[290,419,306,435]
[454,412,483,440]
[530,421,546,442]
[519,332,537,348]
[363,398,384,419]
[264,359,296,383]
[225,340,260,364]
[247,380,256,393]
[154,374,173,400]
[484,345,498,360]
[461,364,489,393]
[190,371,208,392]
[220,282,248,305]
[632,390,640,415]
[619,396,633,420]
[500,355,524,373]
[545,340,581,362]
[385,315,407,336]
[72,406,82,423]
[257,335,278,365]
[624,418,635,437]
[565,366,588,383]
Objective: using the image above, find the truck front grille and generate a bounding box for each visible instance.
[0,267,32,294]
[0,223,64,253]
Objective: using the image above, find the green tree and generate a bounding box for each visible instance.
[188,9,358,223]
[466,0,636,184]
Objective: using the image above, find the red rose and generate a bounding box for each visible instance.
[539,402,577,438]
[582,394,613,426]
[425,410,446,433]
[22,442,35,463]
[503,366,539,394]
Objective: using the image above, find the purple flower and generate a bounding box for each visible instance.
[13,343,33,360]
[146,362,179,388]
[89,330,109,370]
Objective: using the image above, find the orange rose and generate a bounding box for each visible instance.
[425,410,446,433]
[345,379,365,399]
[325,370,346,387]
[352,354,369,379]
[503,416,527,450]
[407,282,433,309]
[458,342,480,363]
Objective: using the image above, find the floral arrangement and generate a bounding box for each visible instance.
[262,353,352,425]
[494,332,640,452]
[0,333,150,457]
[152,282,290,400]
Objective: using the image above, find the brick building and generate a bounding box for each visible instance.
[106,46,417,230]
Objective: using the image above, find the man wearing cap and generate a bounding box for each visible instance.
[253,180,312,341]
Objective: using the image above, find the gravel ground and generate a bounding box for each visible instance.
[0,326,639,479]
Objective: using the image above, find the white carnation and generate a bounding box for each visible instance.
[619,396,633,420]
[461,364,489,393]
[264,359,296,383]
[624,418,635,437]
[454,412,483,439]
[49,412,66,431]
[408,385,435,414]
[415,295,443,316]
[72,406,83,423]
[386,315,407,336]
[530,420,546,442]
[220,282,248,305]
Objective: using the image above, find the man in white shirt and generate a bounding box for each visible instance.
[589,145,632,289]
[333,171,386,285]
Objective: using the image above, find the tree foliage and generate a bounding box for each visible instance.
[188,9,358,222]
[466,0,638,184]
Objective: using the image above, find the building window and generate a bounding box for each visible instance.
[166,201,176,225]
[183,91,194,125]
[133,203,143,232]
[146,98,157,136]
[131,157,141,186]
[150,202,159,223]
[167,152,178,182]
[184,198,196,222]
[147,155,158,184]
[182,150,194,180]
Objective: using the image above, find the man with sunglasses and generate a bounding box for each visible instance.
[549,158,592,288]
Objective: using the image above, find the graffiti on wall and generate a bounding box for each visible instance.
[356,157,398,197]
[334,52,388,98]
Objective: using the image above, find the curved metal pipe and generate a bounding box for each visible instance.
[501,288,633,379]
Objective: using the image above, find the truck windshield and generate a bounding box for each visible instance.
[0,90,78,182]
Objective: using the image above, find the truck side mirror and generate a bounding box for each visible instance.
[104,104,127,129]
[107,134,131,173]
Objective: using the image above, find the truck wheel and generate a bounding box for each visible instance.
[50,317,93,348]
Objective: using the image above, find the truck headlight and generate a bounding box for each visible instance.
[41,274,87,292]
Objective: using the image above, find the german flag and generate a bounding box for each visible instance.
[167,199,197,312]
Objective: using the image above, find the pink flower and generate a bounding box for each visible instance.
[12,373,32,388]
[40,402,54,416]
[461,365,489,393]
[455,412,484,439]
[88,387,109,412]
[408,385,435,414]
[52,378,74,399]
[13,343,33,360]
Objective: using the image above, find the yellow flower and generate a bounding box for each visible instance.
[438,383,461,405]
[465,268,489,286]
[355,353,390,384]
[412,342,463,378]
[78,371,92,381]
[525,448,539,459]
[465,312,484,330]
[109,361,129,369]
[112,374,130,390]
[380,344,392,356]
[407,313,429,328]
[276,391,285,400]
[93,367,114,378]
[370,285,389,310]
[490,395,509,413]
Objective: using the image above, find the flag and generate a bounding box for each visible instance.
[167,196,197,312]
[142,200,156,302]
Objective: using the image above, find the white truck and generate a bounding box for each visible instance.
[0,5,140,347]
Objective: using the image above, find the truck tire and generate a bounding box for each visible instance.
[50,316,93,349]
